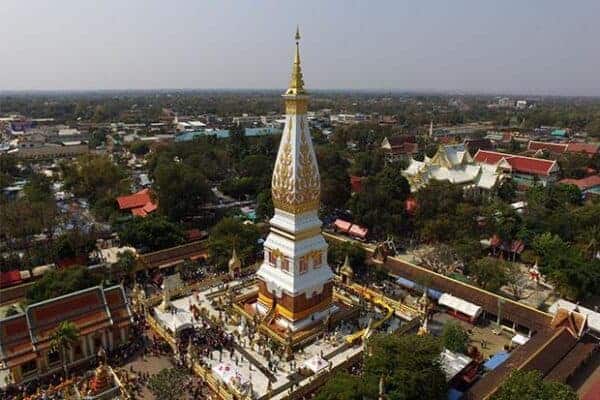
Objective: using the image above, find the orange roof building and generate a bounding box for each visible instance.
[559,175,600,197]
[0,285,132,384]
[116,188,157,217]
[473,149,559,186]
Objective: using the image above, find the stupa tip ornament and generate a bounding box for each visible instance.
[285,26,306,96]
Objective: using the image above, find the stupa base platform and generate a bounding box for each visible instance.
[235,291,359,351]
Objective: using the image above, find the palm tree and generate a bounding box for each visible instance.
[50,321,79,378]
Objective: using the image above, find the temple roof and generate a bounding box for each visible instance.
[0,285,132,368]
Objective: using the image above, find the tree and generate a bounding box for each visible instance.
[347,175,409,239]
[148,368,187,400]
[442,321,469,353]
[496,179,517,203]
[24,173,54,203]
[27,267,103,303]
[153,159,211,221]
[376,164,411,202]
[349,150,385,176]
[112,250,137,284]
[318,334,447,400]
[328,241,367,275]
[469,258,508,293]
[315,372,364,400]
[118,215,185,252]
[317,145,351,210]
[60,154,128,205]
[256,190,274,221]
[207,217,260,270]
[129,141,150,156]
[532,232,600,300]
[504,262,528,300]
[492,370,577,400]
[51,231,96,261]
[50,321,79,377]
[363,334,447,400]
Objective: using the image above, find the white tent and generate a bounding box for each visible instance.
[511,333,530,346]
[153,307,194,334]
[303,355,328,373]
[438,293,482,320]
[212,361,249,389]
[440,349,472,381]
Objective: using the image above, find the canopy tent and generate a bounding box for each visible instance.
[348,224,368,240]
[212,361,249,390]
[438,293,482,321]
[153,306,194,334]
[395,277,443,300]
[483,351,510,371]
[511,333,530,346]
[447,388,464,400]
[333,219,352,232]
[303,355,328,373]
[440,349,472,381]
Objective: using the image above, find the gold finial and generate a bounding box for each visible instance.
[286,26,305,95]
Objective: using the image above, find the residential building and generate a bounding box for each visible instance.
[527,140,599,157]
[473,150,559,187]
[116,188,158,217]
[381,135,418,162]
[559,175,600,198]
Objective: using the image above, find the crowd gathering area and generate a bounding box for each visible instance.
[1,250,599,400]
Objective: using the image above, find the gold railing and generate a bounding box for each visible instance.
[146,314,177,351]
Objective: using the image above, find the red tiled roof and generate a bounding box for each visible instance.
[28,288,111,350]
[0,315,35,368]
[405,197,418,215]
[385,135,415,147]
[350,176,364,193]
[117,188,158,217]
[0,270,22,288]
[104,286,133,328]
[559,175,600,191]
[567,142,600,156]
[527,141,568,153]
[474,150,557,176]
[186,229,207,242]
[56,255,87,269]
[117,188,152,210]
[0,286,131,368]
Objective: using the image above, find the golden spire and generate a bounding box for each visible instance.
[286,26,306,95]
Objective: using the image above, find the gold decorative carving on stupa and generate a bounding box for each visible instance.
[271,248,284,260]
[271,27,320,215]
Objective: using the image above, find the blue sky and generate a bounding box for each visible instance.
[1,0,599,95]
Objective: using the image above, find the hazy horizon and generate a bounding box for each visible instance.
[2,0,599,96]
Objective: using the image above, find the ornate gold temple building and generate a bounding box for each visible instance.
[255,28,334,331]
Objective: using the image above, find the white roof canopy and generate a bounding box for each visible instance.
[212,361,249,389]
[438,293,482,319]
[303,355,328,373]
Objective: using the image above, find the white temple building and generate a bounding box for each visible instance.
[403,144,502,192]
